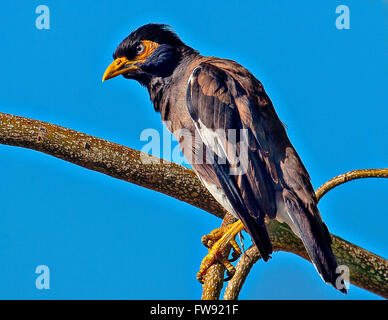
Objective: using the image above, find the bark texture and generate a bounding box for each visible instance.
[1,112,387,299]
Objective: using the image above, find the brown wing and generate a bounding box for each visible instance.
[186,61,345,292]
[187,63,276,261]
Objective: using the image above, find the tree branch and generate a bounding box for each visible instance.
[315,169,388,201]
[223,169,388,300]
[223,221,388,299]
[0,112,226,219]
[0,112,387,299]
[201,212,237,300]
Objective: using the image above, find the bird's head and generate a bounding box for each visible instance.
[102,24,197,86]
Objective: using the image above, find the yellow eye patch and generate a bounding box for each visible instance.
[102,40,160,81]
[136,40,160,60]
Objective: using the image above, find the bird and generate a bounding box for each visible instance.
[102,23,347,294]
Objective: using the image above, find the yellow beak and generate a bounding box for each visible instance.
[102,57,140,82]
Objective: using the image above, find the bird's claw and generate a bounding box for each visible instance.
[196,221,244,283]
[229,250,241,263]
[224,270,234,282]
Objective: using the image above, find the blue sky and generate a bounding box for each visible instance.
[0,1,387,299]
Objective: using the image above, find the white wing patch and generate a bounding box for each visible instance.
[196,119,228,159]
[197,174,238,219]
[275,192,301,239]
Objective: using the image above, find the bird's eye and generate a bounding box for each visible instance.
[136,43,145,54]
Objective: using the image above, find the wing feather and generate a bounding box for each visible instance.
[187,63,276,260]
[185,61,345,292]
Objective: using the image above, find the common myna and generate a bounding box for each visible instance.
[102,23,346,293]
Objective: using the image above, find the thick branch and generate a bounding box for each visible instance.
[224,168,388,300]
[224,221,388,299]
[0,112,387,298]
[0,112,226,219]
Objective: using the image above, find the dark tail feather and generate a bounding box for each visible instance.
[283,193,347,294]
[240,214,273,262]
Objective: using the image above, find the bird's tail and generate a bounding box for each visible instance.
[281,191,347,294]
[240,213,273,262]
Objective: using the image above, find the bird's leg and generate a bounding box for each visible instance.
[197,220,245,283]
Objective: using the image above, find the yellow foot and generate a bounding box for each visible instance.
[197,220,245,283]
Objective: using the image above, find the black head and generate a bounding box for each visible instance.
[102,24,197,85]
